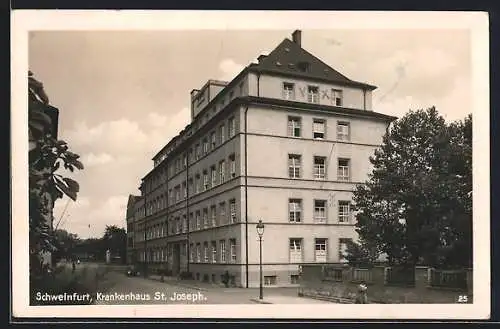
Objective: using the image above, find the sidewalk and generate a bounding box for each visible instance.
[147,275,222,291]
[250,295,335,304]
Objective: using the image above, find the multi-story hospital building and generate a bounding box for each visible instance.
[126,30,396,287]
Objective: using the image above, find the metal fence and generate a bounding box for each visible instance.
[385,266,415,287]
[429,268,467,290]
[352,268,373,282]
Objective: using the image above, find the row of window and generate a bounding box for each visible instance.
[170,154,237,205]
[134,199,238,241]
[288,116,350,141]
[136,197,350,242]
[169,117,237,178]
[288,154,351,181]
[190,239,238,264]
[135,237,351,265]
[154,80,245,168]
[137,154,238,219]
[137,244,186,262]
[288,199,352,223]
[283,82,343,107]
[289,237,352,263]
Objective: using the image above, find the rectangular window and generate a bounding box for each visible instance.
[229,154,236,178]
[228,117,235,138]
[203,208,209,228]
[337,122,350,141]
[332,89,343,106]
[211,166,217,186]
[182,215,187,233]
[313,119,326,139]
[218,202,226,225]
[314,200,327,223]
[195,144,201,160]
[182,181,187,199]
[189,243,194,262]
[210,131,216,149]
[195,174,201,194]
[203,138,209,154]
[183,154,187,168]
[230,239,237,263]
[229,199,237,223]
[196,243,201,263]
[220,124,225,144]
[288,199,302,223]
[203,242,209,263]
[314,156,326,179]
[210,205,217,227]
[264,276,277,286]
[211,241,217,263]
[338,201,351,223]
[339,238,352,262]
[290,274,300,284]
[175,186,180,203]
[307,86,319,103]
[287,116,301,137]
[283,82,295,100]
[338,158,350,181]
[189,213,194,232]
[220,240,226,263]
[176,217,181,234]
[288,154,301,178]
[289,238,303,263]
[315,238,328,262]
[196,211,201,230]
[203,171,209,190]
[219,160,225,184]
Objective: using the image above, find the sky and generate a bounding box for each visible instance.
[28,27,473,239]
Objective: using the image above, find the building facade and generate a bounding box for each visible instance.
[126,30,396,287]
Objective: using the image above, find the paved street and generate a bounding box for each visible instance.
[92,269,329,304]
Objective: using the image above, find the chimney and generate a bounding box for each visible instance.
[292,30,302,47]
[257,54,267,63]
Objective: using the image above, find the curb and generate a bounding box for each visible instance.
[250,298,273,304]
[147,276,210,291]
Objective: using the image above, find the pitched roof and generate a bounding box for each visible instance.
[255,38,376,90]
[127,194,140,209]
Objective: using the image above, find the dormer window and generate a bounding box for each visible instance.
[297,61,310,72]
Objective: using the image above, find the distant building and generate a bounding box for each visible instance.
[126,194,141,264]
[126,30,396,287]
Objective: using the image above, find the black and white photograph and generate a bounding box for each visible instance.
[12,10,489,319]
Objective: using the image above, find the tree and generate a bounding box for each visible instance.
[52,229,80,262]
[348,107,472,268]
[29,71,84,276]
[102,225,127,263]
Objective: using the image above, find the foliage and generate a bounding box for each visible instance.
[102,225,127,262]
[29,71,84,277]
[71,226,127,263]
[347,107,472,268]
[52,229,80,262]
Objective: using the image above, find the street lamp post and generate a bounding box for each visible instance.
[256,219,265,300]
